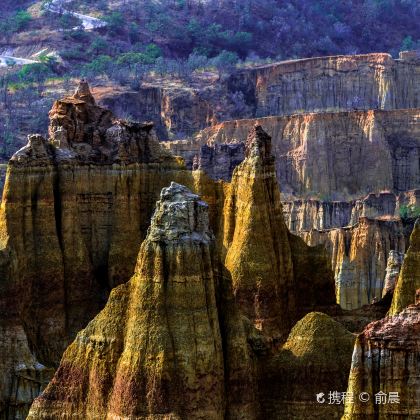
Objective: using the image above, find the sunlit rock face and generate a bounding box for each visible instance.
[302,217,406,310]
[343,293,420,419]
[389,219,420,315]
[0,81,196,419]
[227,53,420,117]
[165,107,419,312]
[193,109,420,199]
[222,125,336,343]
[27,183,258,420]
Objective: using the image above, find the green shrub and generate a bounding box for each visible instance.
[400,204,420,220]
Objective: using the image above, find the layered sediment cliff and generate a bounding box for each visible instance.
[302,218,405,310]
[227,53,420,117]
[98,54,419,141]
[343,293,420,419]
[193,109,420,198]
[165,107,419,311]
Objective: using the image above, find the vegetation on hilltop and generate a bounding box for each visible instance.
[0,0,419,161]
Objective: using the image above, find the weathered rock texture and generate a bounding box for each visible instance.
[382,250,404,298]
[98,82,216,139]
[222,125,336,342]
[165,108,419,311]
[342,296,420,419]
[98,54,419,141]
[28,182,258,419]
[260,312,355,419]
[0,92,337,417]
[193,109,420,198]
[302,218,406,310]
[227,53,420,117]
[0,81,194,419]
[389,218,420,315]
[283,192,397,232]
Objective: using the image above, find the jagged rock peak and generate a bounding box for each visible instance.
[73,78,95,104]
[147,182,212,243]
[245,124,273,161]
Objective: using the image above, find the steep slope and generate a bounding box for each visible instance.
[342,293,420,419]
[99,54,420,140]
[167,107,419,311]
[260,312,355,419]
[302,218,405,309]
[193,109,420,198]
[222,125,335,343]
[227,53,420,117]
[389,218,420,314]
[0,81,196,418]
[28,182,258,419]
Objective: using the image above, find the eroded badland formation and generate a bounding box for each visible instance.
[0,52,419,419]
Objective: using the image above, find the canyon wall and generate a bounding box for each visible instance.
[343,293,420,419]
[227,53,420,117]
[302,218,405,309]
[389,219,420,314]
[98,54,419,142]
[164,107,420,310]
[0,86,338,417]
[193,109,420,198]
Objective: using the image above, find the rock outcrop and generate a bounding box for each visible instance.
[0,91,338,417]
[382,250,404,298]
[193,109,420,199]
[227,53,420,117]
[28,182,258,419]
[302,218,406,310]
[260,312,355,419]
[389,218,420,314]
[222,125,336,342]
[0,81,194,418]
[283,192,397,232]
[164,107,419,312]
[342,293,420,419]
[98,82,216,139]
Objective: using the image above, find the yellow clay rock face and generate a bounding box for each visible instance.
[28,183,257,420]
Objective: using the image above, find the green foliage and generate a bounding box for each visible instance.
[400,204,420,220]
[17,63,53,83]
[88,37,109,55]
[59,13,82,30]
[13,10,32,30]
[82,55,113,75]
[104,12,125,35]
[0,9,32,36]
[400,36,417,51]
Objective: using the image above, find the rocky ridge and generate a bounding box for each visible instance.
[27,182,258,419]
[0,85,339,418]
[343,291,420,419]
[165,107,420,310]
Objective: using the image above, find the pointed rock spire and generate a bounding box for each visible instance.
[148,182,211,243]
[245,124,273,161]
[28,183,257,419]
[73,78,95,104]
